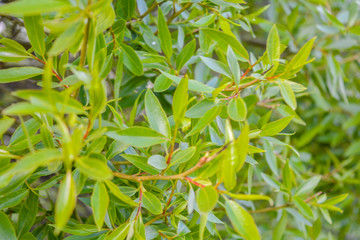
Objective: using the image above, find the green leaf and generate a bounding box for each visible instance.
[0,210,17,240]
[120,154,159,175]
[176,40,196,70]
[107,127,168,148]
[227,46,241,85]
[147,155,167,170]
[284,37,316,75]
[0,189,28,210]
[105,180,137,206]
[273,212,287,240]
[48,20,84,55]
[169,147,196,167]
[266,25,280,73]
[158,7,172,59]
[91,181,109,230]
[227,98,247,121]
[0,0,72,16]
[0,67,44,83]
[186,106,222,137]
[105,222,130,240]
[260,116,294,137]
[0,48,29,62]
[142,191,163,215]
[224,192,273,205]
[24,15,45,56]
[51,224,98,236]
[55,171,77,230]
[116,0,136,20]
[323,193,348,206]
[295,176,321,197]
[201,28,249,60]
[279,80,297,110]
[200,56,231,78]
[196,186,218,213]
[225,200,261,240]
[173,76,189,124]
[154,74,172,92]
[75,157,113,180]
[293,196,314,219]
[0,117,15,138]
[17,191,38,238]
[120,43,144,76]
[145,89,171,138]
[193,14,216,27]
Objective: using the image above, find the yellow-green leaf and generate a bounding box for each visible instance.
[91,181,109,230]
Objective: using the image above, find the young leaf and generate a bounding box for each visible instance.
[225,200,261,240]
[75,157,113,180]
[224,192,273,205]
[148,155,167,170]
[293,196,314,219]
[176,39,196,70]
[196,186,218,214]
[260,116,294,137]
[227,97,247,121]
[200,56,231,78]
[106,222,131,240]
[0,67,44,83]
[0,211,17,240]
[121,154,159,175]
[227,46,241,85]
[107,127,168,148]
[273,212,287,240]
[105,180,137,207]
[279,80,297,110]
[172,76,189,125]
[0,117,15,138]
[145,89,171,138]
[142,191,163,215]
[266,25,280,73]
[158,7,172,59]
[120,43,143,76]
[169,147,196,167]
[185,106,222,137]
[116,0,136,20]
[92,181,109,230]
[24,15,45,56]
[0,0,71,15]
[55,171,77,230]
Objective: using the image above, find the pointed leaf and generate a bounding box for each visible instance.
[142,191,162,215]
[92,181,109,230]
[0,67,44,83]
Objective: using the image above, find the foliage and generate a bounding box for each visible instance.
[0,0,356,239]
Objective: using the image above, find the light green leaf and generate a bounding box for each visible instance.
[0,117,15,138]
[145,89,170,138]
[266,25,280,73]
[224,192,273,205]
[193,14,216,27]
[120,154,159,175]
[154,74,172,92]
[293,196,314,219]
[120,43,143,76]
[142,191,163,215]
[196,186,218,213]
[48,20,84,55]
[173,76,189,124]
[107,127,168,148]
[24,15,45,56]
[0,67,44,83]
[55,171,77,230]
[295,176,321,197]
[225,200,261,240]
[0,210,17,240]
[0,0,72,16]
[105,222,130,240]
[186,106,222,137]
[169,147,196,167]
[323,193,348,206]
[260,116,294,137]
[273,212,287,240]
[279,80,297,110]
[92,181,109,230]
[147,155,167,170]
[0,48,29,62]
[176,40,196,70]
[200,56,231,78]
[105,180,137,206]
[227,97,247,121]
[0,189,28,210]
[75,157,113,180]
[201,28,249,60]
[116,0,136,20]
[158,7,172,59]
[227,46,241,85]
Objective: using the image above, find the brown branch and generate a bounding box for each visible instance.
[145,212,173,226]
[167,3,192,24]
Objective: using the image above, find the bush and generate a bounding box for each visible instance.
[0,0,355,239]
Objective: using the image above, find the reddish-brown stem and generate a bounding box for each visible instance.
[163,182,177,214]
[33,56,69,88]
[82,118,92,140]
[136,187,143,218]
[185,177,205,188]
